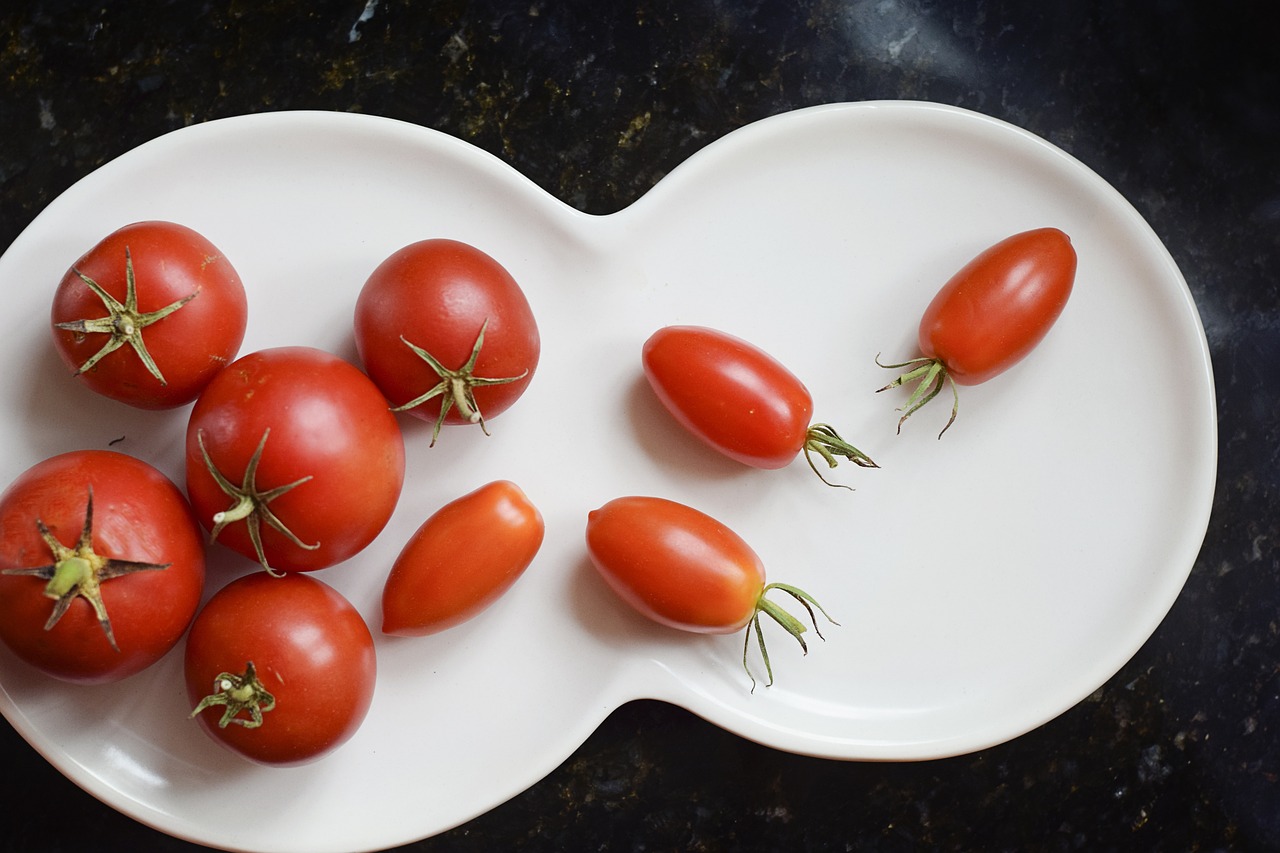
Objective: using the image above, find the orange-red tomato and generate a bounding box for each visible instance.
[382,480,544,637]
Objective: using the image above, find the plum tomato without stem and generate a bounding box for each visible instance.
[642,325,877,488]
[585,495,836,691]
[0,450,205,684]
[382,480,545,636]
[878,227,1077,436]
[353,238,540,445]
[184,346,405,574]
[185,571,376,766]
[49,221,248,409]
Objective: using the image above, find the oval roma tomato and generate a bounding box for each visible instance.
[880,227,1077,435]
[585,495,834,690]
[50,221,248,409]
[0,450,205,684]
[353,238,540,444]
[185,346,405,574]
[382,480,544,637]
[642,325,876,487]
[185,572,376,766]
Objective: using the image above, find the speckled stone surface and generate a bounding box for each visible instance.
[1,1,1277,851]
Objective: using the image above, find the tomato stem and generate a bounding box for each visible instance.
[875,354,960,438]
[743,582,838,692]
[190,660,277,729]
[802,423,878,489]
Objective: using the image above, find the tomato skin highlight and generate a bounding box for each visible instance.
[50,221,248,409]
[184,346,406,573]
[184,572,376,766]
[918,227,1076,386]
[0,450,205,684]
[382,480,544,637]
[642,325,815,469]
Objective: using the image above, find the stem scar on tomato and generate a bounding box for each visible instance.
[875,354,960,438]
[802,423,879,489]
[198,428,318,575]
[392,318,528,446]
[746,582,838,693]
[189,660,277,729]
[0,488,169,651]
[53,246,200,386]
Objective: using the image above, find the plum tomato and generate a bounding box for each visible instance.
[50,221,248,409]
[185,571,376,766]
[585,495,835,690]
[184,346,405,574]
[0,450,205,684]
[353,238,540,445]
[382,480,544,637]
[879,227,1077,436]
[642,325,877,487]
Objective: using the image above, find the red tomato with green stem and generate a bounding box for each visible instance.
[879,227,1077,436]
[585,495,835,691]
[185,571,376,766]
[50,220,248,409]
[642,325,877,488]
[353,238,540,445]
[185,346,405,574]
[0,450,205,684]
[382,480,544,636]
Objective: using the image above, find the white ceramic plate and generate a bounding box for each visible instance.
[0,102,1216,852]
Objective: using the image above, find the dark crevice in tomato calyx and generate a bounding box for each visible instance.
[876,354,960,438]
[0,488,170,651]
[190,660,277,729]
[802,423,879,489]
[55,246,200,385]
[393,318,528,446]
[743,582,838,693]
[198,428,318,576]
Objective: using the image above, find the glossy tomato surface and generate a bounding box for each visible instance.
[585,495,766,634]
[919,227,1077,385]
[184,346,405,573]
[383,480,544,636]
[642,325,814,469]
[0,450,205,684]
[353,238,540,437]
[50,220,248,409]
[184,571,376,766]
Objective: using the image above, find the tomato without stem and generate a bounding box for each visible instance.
[642,325,876,487]
[354,238,540,445]
[879,227,1077,435]
[585,495,835,690]
[185,572,376,766]
[0,450,205,684]
[50,221,248,409]
[382,480,545,637]
[185,346,405,574]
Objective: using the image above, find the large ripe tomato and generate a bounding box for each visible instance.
[0,450,205,684]
[185,571,376,766]
[880,227,1077,435]
[585,495,834,690]
[642,325,876,487]
[185,346,405,574]
[382,480,544,637]
[353,238,540,444]
[50,221,248,409]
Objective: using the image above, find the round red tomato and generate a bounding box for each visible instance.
[353,238,540,444]
[185,346,405,574]
[185,571,376,766]
[880,227,1077,435]
[643,325,876,486]
[50,221,248,409]
[0,450,205,684]
[585,495,835,690]
[382,480,544,637]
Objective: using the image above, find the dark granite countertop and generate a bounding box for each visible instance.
[1,1,1276,851]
